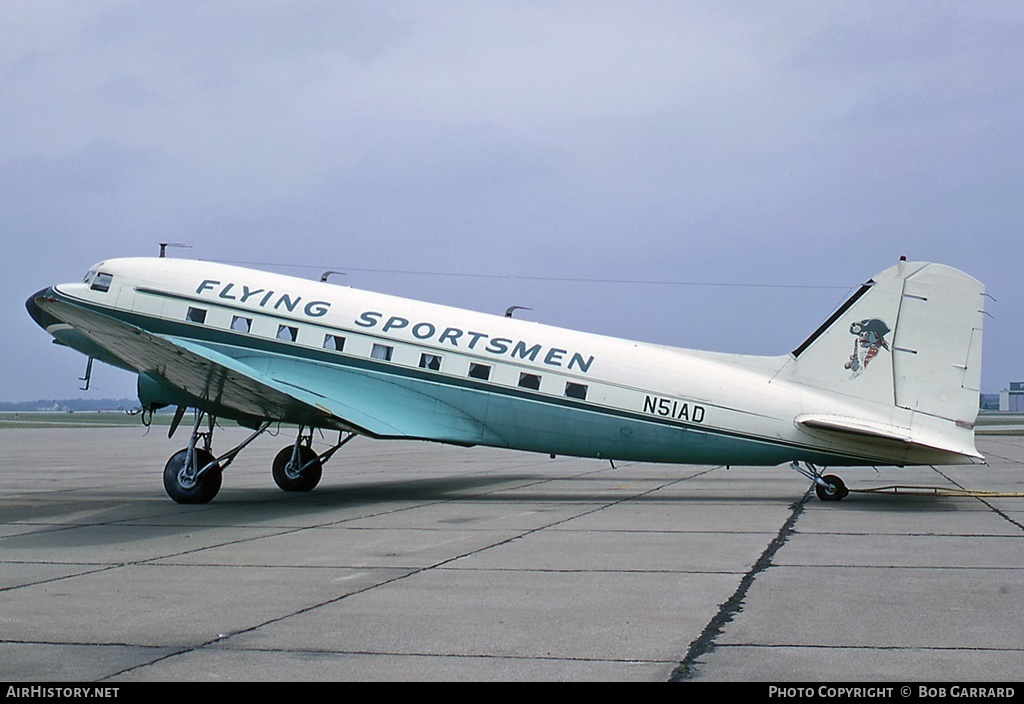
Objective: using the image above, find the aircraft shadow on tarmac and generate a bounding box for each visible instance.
[3,464,973,553]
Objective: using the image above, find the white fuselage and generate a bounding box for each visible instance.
[34,257,983,468]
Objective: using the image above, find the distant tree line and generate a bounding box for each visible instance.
[0,398,137,412]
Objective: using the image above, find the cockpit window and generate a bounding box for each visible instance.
[90,272,113,293]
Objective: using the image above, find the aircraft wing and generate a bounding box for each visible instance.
[167,336,508,445]
[37,294,507,445]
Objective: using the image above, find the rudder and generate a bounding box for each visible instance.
[890,263,984,425]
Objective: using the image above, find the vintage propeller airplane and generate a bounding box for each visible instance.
[26,255,985,504]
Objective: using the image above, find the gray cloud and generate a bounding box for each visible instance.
[3,1,1022,402]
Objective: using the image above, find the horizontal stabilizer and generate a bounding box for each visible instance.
[795,414,983,460]
[796,414,913,444]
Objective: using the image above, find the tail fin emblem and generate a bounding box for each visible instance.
[845,318,891,378]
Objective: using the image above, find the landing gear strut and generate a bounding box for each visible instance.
[790,461,849,502]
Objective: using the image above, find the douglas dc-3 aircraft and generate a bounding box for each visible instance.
[26,256,985,504]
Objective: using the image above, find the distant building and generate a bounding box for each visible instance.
[999,382,1024,412]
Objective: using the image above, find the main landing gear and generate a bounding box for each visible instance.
[790,461,850,502]
[161,408,356,504]
[272,426,356,492]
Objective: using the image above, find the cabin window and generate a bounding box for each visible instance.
[231,315,252,333]
[518,372,541,390]
[419,353,442,371]
[323,334,345,351]
[186,307,207,324]
[277,324,298,342]
[371,343,393,361]
[468,363,491,381]
[90,272,112,293]
[565,382,588,400]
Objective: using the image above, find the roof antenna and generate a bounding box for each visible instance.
[505,305,533,318]
[321,270,346,283]
[159,243,191,258]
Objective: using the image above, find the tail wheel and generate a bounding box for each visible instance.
[272,445,323,492]
[815,474,849,502]
[163,448,222,504]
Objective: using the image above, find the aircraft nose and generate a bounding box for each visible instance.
[25,288,58,330]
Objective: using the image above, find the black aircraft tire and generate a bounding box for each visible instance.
[163,448,223,504]
[815,474,849,502]
[272,445,323,492]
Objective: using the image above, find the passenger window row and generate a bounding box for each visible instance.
[184,306,588,401]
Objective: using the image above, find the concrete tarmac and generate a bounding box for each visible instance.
[1,426,1022,682]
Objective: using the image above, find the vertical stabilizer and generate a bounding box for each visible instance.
[783,260,984,428]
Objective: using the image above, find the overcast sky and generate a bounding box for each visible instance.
[3,1,1022,403]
